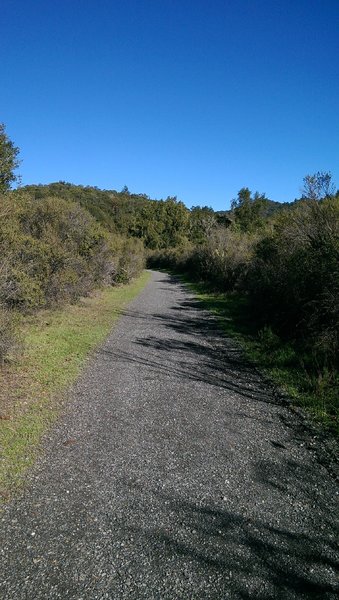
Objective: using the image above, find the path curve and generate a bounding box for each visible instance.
[1,271,338,599]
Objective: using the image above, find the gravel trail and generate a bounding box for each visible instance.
[1,271,338,599]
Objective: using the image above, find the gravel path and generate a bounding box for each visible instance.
[1,271,338,599]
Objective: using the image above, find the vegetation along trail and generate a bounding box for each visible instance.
[1,271,338,599]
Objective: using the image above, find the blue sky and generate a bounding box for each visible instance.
[1,0,338,210]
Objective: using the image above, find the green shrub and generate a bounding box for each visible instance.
[148,228,257,292]
[146,244,194,272]
[0,193,121,311]
[111,237,145,283]
[2,269,45,310]
[246,198,339,369]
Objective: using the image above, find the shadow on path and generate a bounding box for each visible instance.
[115,463,338,599]
[103,299,283,407]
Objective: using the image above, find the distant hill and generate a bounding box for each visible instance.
[18,182,151,233]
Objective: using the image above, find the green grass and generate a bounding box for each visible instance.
[179,274,338,437]
[0,271,150,501]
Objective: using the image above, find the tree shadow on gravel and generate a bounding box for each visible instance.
[114,300,283,407]
[119,295,338,470]
[117,481,338,599]
[100,342,277,407]
[107,276,339,597]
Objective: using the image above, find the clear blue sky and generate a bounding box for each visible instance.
[1,0,338,210]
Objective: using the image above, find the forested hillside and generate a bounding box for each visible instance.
[0,123,338,432]
[17,182,231,248]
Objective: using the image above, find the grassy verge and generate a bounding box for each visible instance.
[0,271,151,501]
[178,274,338,438]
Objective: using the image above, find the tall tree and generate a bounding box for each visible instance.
[231,187,268,232]
[301,171,335,201]
[189,206,217,242]
[0,123,20,193]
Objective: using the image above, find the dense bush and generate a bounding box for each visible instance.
[0,193,110,310]
[246,198,339,369]
[147,243,194,272]
[147,227,257,291]
[109,236,145,283]
[0,192,145,360]
[188,228,257,290]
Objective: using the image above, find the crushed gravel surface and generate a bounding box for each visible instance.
[1,271,338,599]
